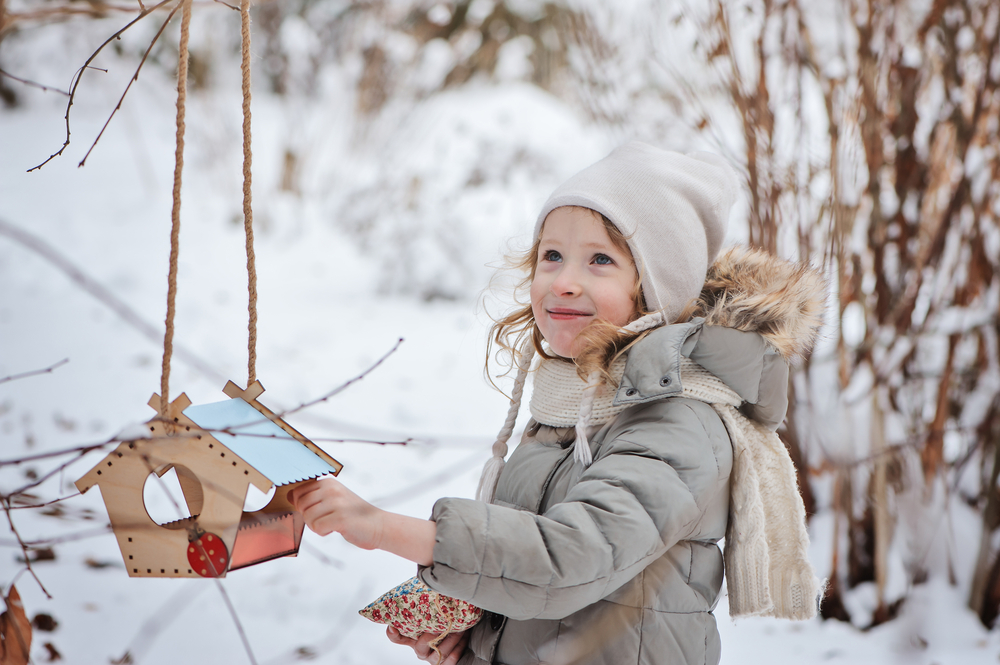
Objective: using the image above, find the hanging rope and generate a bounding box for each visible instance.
[240,0,258,386]
[160,0,194,418]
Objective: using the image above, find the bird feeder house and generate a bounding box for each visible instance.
[75,380,342,578]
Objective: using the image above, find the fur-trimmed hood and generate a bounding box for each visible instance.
[694,246,828,362]
[612,246,827,432]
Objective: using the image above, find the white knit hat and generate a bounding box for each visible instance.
[535,142,738,323]
[476,143,740,503]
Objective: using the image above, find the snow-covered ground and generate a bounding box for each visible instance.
[1,7,998,664]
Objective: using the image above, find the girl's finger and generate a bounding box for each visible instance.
[290,487,321,512]
[411,630,467,662]
[412,632,439,660]
[444,631,469,664]
[288,479,320,505]
[434,631,464,655]
[386,625,417,647]
[302,509,337,536]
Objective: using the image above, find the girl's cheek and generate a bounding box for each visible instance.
[529,280,546,307]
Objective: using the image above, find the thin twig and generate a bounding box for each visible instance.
[8,568,27,590]
[0,68,70,96]
[7,3,164,21]
[79,0,184,167]
[298,542,344,569]
[0,525,113,548]
[225,338,406,431]
[5,448,98,498]
[0,358,69,385]
[1,498,52,598]
[27,0,176,172]
[0,440,118,466]
[215,580,259,665]
[9,0,235,22]
[210,429,411,446]
[112,581,207,665]
[370,449,485,508]
[0,341,408,525]
[152,338,407,439]
[0,218,228,383]
[139,451,190,523]
[0,428,409,469]
[8,493,82,510]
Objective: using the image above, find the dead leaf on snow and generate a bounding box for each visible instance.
[0,585,32,665]
[42,641,61,661]
[31,613,57,632]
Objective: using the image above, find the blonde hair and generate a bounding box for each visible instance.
[488,207,659,387]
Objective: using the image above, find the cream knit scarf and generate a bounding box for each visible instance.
[526,355,820,621]
[529,356,628,428]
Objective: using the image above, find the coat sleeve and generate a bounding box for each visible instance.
[420,398,732,621]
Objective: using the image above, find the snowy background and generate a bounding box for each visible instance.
[2,0,999,663]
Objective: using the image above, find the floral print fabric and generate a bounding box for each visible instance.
[359,576,483,640]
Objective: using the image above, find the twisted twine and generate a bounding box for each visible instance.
[240,0,257,385]
[159,0,193,417]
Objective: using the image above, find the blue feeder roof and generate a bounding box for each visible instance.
[183,398,337,486]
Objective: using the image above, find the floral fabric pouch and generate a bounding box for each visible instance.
[359,576,483,647]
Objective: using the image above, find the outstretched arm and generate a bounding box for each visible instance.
[288,476,437,566]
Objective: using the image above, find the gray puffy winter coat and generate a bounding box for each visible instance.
[420,317,792,665]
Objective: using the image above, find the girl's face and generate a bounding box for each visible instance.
[530,207,638,358]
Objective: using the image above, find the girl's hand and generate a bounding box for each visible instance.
[288,477,384,550]
[386,625,469,665]
[289,476,437,565]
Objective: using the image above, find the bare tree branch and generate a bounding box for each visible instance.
[77,0,185,168]
[1,498,52,598]
[0,358,69,385]
[0,218,228,384]
[215,580,258,665]
[0,68,70,95]
[27,0,176,172]
[0,525,113,548]
[239,337,406,424]
[7,494,82,511]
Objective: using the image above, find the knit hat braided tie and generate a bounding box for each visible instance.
[475,344,535,503]
[571,311,666,466]
[475,311,665,503]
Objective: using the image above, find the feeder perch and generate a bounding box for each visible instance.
[75,380,342,578]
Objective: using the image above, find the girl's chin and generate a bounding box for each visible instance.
[545,337,581,359]
[540,321,588,358]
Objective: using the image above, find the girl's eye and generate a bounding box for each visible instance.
[593,254,614,266]
[542,250,562,262]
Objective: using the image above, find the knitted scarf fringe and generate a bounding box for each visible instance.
[650,358,820,620]
[712,402,819,620]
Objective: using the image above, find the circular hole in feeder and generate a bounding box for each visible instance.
[242,483,276,512]
[142,464,204,527]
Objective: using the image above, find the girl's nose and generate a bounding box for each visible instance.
[550,266,582,296]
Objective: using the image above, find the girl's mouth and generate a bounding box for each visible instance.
[547,308,593,320]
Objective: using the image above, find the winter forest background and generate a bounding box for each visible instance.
[2,0,1000,662]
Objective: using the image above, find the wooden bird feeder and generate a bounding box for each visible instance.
[75,380,342,578]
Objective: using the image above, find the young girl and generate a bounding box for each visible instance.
[290,142,824,665]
